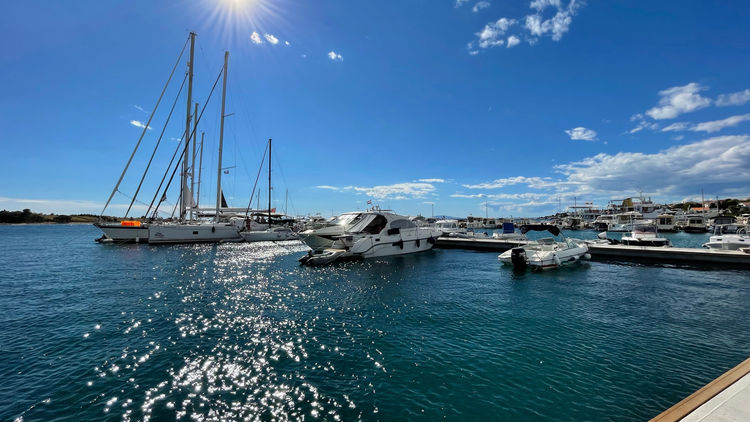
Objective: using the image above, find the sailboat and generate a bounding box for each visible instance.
[148,45,242,243]
[240,138,299,242]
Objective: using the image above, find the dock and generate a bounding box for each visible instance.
[651,357,750,421]
[434,237,750,267]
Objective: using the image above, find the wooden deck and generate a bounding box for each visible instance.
[651,357,750,421]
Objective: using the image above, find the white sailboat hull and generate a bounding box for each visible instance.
[94,223,149,243]
[147,223,241,244]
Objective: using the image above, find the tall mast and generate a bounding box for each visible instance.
[180,31,196,223]
[268,138,272,230]
[215,51,229,223]
[196,131,204,209]
[189,102,198,221]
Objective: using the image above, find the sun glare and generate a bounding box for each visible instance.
[193,0,283,47]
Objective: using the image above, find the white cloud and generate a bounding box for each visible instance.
[472,1,490,12]
[565,126,597,141]
[418,178,446,183]
[327,51,343,61]
[715,89,750,107]
[661,122,690,132]
[263,33,279,45]
[455,0,470,7]
[133,105,147,113]
[691,113,750,133]
[470,0,581,52]
[554,135,750,197]
[315,182,437,199]
[451,192,547,200]
[285,41,291,46]
[250,31,263,45]
[476,18,516,48]
[130,120,151,130]
[529,0,561,11]
[468,50,479,56]
[462,176,557,190]
[645,82,711,120]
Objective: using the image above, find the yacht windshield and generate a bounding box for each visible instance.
[331,213,361,227]
[348,214,388,234]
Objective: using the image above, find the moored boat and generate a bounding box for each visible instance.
[498,224,590,270]
[299,210,443,266]
[620,224,672,247]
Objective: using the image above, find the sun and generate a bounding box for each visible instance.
[190,0,283,47]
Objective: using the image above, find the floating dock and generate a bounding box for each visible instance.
[434,237,750,267]
[651,357,750,421]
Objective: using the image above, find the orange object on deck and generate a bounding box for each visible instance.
[120,220,142,227]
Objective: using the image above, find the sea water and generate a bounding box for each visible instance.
[1,224,749,421]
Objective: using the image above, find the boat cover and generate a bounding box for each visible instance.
[520,224,561,236]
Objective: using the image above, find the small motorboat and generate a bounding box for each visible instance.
[702,227,750,251]
[620,224,672,247]
[498,224,590,270]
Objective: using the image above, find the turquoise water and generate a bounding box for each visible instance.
[1,224,749,421]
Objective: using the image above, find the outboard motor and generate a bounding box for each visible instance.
[510,248,527,270]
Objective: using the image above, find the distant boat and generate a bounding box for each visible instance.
[620,224,672,247]
[299,209,443,266]
[498,224,590,270]
[702,227,749,250]
[240,138,299,243]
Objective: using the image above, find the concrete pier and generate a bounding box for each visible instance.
[651,357,750,421]
[434,237,750,268]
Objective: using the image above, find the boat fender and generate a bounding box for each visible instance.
[427,237,436,245]
[553,254,561,266]
[212,226,216,233]
[415,239,420,248]
[583,253,591,260]
[392,240,404,249]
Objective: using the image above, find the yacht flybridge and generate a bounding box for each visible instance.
[299,209,443,266]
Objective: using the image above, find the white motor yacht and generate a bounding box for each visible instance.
[434,219,464,236]
[299,210,443,266]
[498,225,590,270]
[702,227,750,250]
[620,224,671,247]
[298,212,363,252]
[491,222,526,241]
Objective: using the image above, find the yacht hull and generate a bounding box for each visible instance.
[148,223,241,244]
[241,229,298,242]
[94,223,149,243]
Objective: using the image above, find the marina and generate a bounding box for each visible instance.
[3,1,750,420]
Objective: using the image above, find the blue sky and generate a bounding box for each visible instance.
[1,0,749,218]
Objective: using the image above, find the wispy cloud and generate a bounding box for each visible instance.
[468,0,582,53]
[316,182,437,199]
[661,122,690,132]
[327,51,344,61]
[472,1,490,12]
[565,126,598,141]
[691,113,750,133]
[455,0,470,7]
[133,105,147,113]
[645,82,711,120]
[715,89,750,107]
[130,120,151,130]
[250,31,263,45]
[462,176,558,190]
[418,178,446,183]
